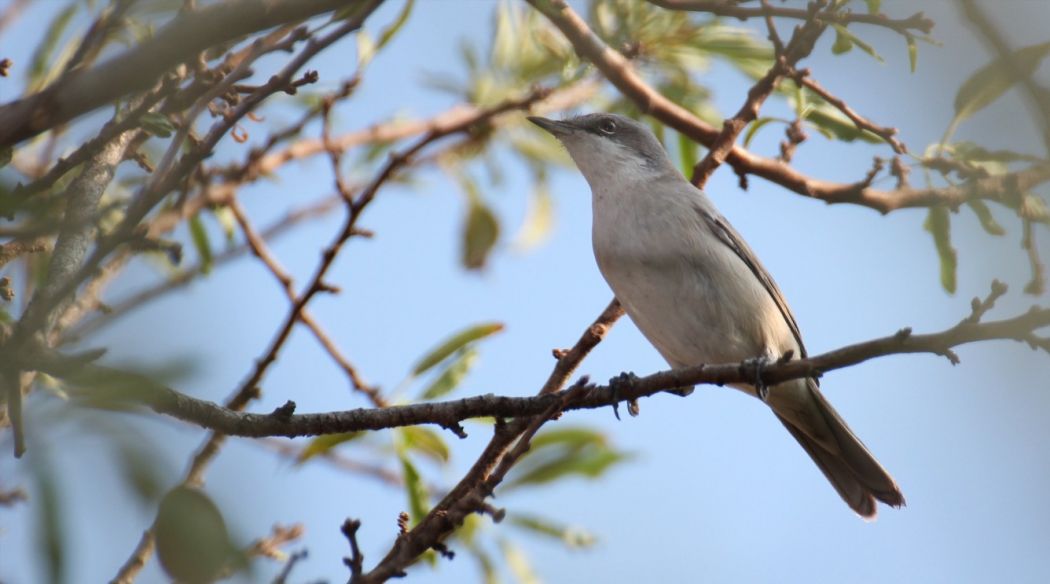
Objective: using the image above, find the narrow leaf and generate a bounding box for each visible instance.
[400,426,450,463]
[923,207,957,293]
[357,30,376,68]
[188,215,213,274]
[377,0,415,50]
[906,34,918,73]
[953,41,1050,125]
[512,179,555,251]
[742,117,780,148]
[500,540,540,584]
[966,200,1006,236]
[27,2,77,90]
[419,348,478,400]
[864,0,882,14]
[508,513,597,548]
[296,432,363,463]
[399,453,430,524]
[411,322,503,376]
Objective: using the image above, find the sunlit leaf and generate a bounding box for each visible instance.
[923,206,957,294]
[188,215,213,274]
[500,539,540,584]
[512,179,555,251]
[357,30,376,68]
[399,453,430,524]
[211,206,237,245]
[400,426,451,463]
[864,0,882,14]
[296,432,363,463]
[419,347,478,400]
[508,513,598,549]
[953,41,1050,127]
[411,322,504,376]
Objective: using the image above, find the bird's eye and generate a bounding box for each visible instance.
[598,119,617,135]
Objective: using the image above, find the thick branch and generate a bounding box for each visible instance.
[0,0,384,147]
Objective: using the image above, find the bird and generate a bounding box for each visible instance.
[528,112,904,519]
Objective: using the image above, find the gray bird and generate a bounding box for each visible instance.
[529,113,904,519]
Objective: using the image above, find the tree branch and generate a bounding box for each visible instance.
[691,2,826,187]
[526,0,1050,216]
[52,285,1048,440]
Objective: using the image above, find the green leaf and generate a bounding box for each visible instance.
[831,25,853,55]
[864,0,882,14]
[0,146,12,169]
[27,2,77,91]
[507,513,597,548]
[400,426,450,463]
[29,451,66,584]
[419,347,478,400]
[804,107,881,143]
[966,200,1006,236]
[399,453,430,524]
[906,34,918,73]
[742,117,781,148]
[923,207,957,293]
[831,25,884,62]
[357,30,376,68]
[140,112,174,137]
[462,196,500,270]
[377,0,415,50]
[512,177,555,251]
[155,487,244,583]
[500,539,540,584]
[953,41,1050,126]
[296,432,363,463]
[677,131,698,176]
[504,427,632,489]
[411,322,504,376]
[211,206,237,245]
[188,215,213,274]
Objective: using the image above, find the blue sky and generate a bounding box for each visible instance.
[3,1,1050,583]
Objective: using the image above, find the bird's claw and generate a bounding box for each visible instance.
[742,356,773,402]
[608,371,640,420]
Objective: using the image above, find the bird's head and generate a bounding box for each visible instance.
[528,113,678,189]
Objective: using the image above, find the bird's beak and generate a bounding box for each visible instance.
[527,116,575,137]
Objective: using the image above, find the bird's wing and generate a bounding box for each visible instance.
[699,209,807,359]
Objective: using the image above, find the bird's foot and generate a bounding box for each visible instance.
[741,355,773,401]
[608,371,640,420]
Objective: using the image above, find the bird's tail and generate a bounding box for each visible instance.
[770,379,904,519]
